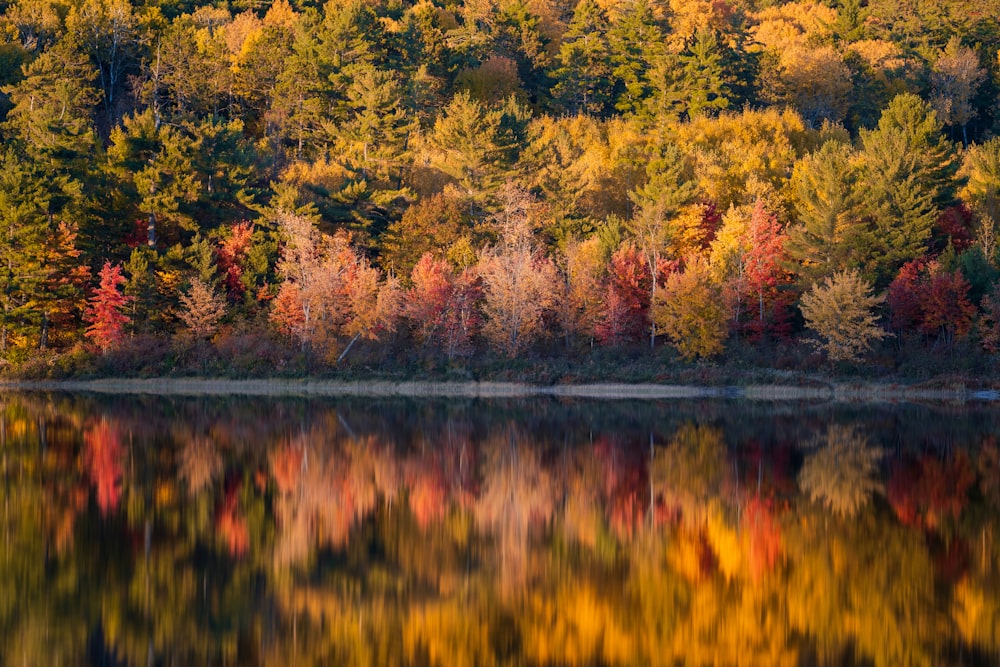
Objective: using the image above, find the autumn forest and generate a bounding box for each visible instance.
[2,0,1000,375]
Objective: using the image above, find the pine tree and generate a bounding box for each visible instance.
[786,141,860,285]
[550,0,613,117]
[607,0,664,116]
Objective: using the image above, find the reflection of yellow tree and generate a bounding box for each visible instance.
[798,425,883,518]
[651,422,728,522]
[783,510,937,667]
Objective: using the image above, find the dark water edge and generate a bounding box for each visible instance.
[1,392,999,666]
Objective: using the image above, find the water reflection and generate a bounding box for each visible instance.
[1,393,999,666]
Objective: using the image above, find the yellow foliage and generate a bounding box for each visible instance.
[751,1,837,51]
[404,601,495,667]
[674,108,816,210]
[262,0,297,29]
[667,529,708,582]
[706,508,741,581]
[223,10,263,62]
[653,255,728,360]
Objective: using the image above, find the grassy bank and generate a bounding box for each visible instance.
[2,332,999,401]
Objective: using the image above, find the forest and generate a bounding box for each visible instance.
[2,0,1000,376]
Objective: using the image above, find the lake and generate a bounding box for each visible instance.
[1,392,998,666]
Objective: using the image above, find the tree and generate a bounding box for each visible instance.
[2,40,100,172]
[177,277,226,340]
[404,253,480,359]
[930,37,985,146]
[855,95,958,284]
[380,188,474,277]
[888,258,975,345]
[606,0,663,116]
[743,199,790,334]
[550,0,612,116]
[960,137,1000,229]
[628,142,698,348]
[652,255,727,361]
[84,262,131,352]
[799,269,888,363]
[476,186,558,356]
[596,242,650,346]
[270,211,397,359]
[555,236,604,347]
[427,92,528,199]
[64,0,141,130]
[799,425,884,519]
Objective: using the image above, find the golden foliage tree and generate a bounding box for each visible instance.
[799,269,888,363]
[652,256,728,360]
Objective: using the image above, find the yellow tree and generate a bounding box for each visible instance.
[799,269,888,363]
[652,255,728,360]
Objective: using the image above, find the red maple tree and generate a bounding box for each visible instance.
[596,243,651,345]
[84,262,132,352]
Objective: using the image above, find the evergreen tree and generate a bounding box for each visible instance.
[550,0,613,117]
[854,95,959,284]
[786,141,860,285]
[607,0,664,116]
[0,151,52,352]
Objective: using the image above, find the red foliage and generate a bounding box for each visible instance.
[84,262,132,353]
[217,220,254,302]
[406,466,447,529]
[404,253,481,358]
[124,219,148,248]
[83,418,124,515]
[920,270,975,340]
[745,201,788,303]
[741,199,791,338]
[698,201,722,249]
[270,444,304,494]
[887,452,976,530]
[596,244,651,345]
[270,281,306,340]
[216,476,249,557]
[593,436,649,540]
[887,258,975,341]
[887,257,929,333]
[742,496,782,580]
[933,205,975,253]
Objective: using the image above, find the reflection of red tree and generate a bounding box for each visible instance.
[216,476,249,557]
[407,465,447,529]
[270,444,304,494]
[83,418,124,514]
[594,436,649,540]
[888,452,975,529]
[742,496,782,581]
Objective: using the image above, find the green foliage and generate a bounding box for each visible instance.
[786,140,859,285]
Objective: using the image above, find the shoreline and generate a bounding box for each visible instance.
[0,377,995,402]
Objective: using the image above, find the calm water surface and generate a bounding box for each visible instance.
[1,392,999,666]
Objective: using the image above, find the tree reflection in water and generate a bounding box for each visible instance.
[0,393,999,666]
